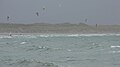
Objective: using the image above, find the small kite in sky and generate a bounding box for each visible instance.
[85,18,88,22]
[42,7,46,11]
[36,12,39,16]
[7,16,10,21]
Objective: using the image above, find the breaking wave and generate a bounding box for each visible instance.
[37,34,120,37]
[0,35,13,38]
[1,33,120,38]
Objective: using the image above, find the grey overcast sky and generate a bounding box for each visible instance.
[0,0,120,24]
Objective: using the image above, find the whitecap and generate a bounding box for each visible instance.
[2,33,120,38]
[38,46,46,49]
[37,33,120,37]
[26,35,37,38]
[78,34,120,36]
[0,35,12,38]
[67,49,72,52]
[111,51,120,53]
[12,35,37,38]
[20,42,27,44]
[19,35,37,38]
[110,46,120,48]
[39,35,50,37]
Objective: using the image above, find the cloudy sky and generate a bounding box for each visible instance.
[0,0,120,24]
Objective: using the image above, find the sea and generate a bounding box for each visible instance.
[0,34,120,67]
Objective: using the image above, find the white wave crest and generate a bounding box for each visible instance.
[38,34,120,37]
[110,46,120,48]
[20,42,27,44]
[1,33,120,38]
[0,36,12,38]
[111,51,120,53]
[13,35,37,38]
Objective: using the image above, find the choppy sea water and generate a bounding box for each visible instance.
[0,34,120,67]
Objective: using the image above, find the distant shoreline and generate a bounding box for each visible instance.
[0,23,120,34]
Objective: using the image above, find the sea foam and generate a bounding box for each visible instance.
[37,33,120,37]
[0,34,120,39]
